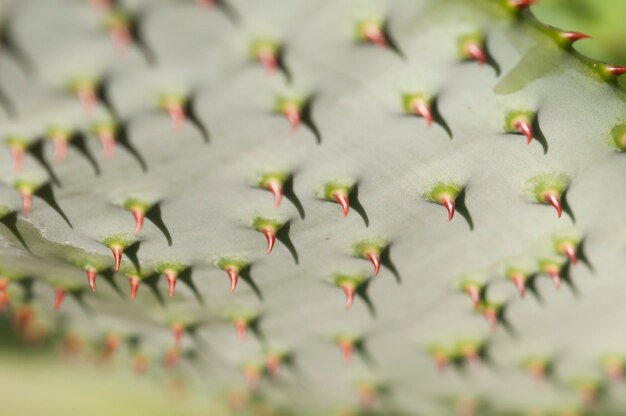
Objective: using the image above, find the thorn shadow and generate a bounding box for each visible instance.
[29,141,61,187]
[455,188,474,231]
[526,273,545,305]
[145,203,172,246]
[123,241,141,271]
[283,176,305,219]
[349,184,369,227]
[239,264,263,301]
[355,338,377,368]
[301,95,321,144]
[275,45,292,84]
[185,94,210,144]
[380,244,401,284]
[143,272,165,306]
[117,122,148,173]
[561,264,580,297]
[0,87,16,118]
[179,267,204,305]
[532,113,549,154]
[70,132,100,176]
[276,221,298,264]
[485,46,501,76]
[356,279,377,318]
[216,0,241,25]
[248,318,266,345]
[497,306,517,338]
[431,96,453,139]
[0,212,30,252]
[561,190,575,224]
[382,20,405,59]
[100,268,124,297]
[35,184,72,228]
[71,291,94,316]
[17,278,35,303]
[577,238,594,272]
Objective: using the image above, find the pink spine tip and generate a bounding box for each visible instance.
[132,208,145,235]
[512,275,526,298]
[606,65,626,77]
[226,267,239,293]
[510,0,538,9]
[363,24,387,47]
[440,195,455,222]
[466,285,481,309]
[129,276,140,300]
[86,268,97,292]
[484,309,498,332]
[109,26,132,54]
[234,320,247,342]
[165,270,177,297]
[562,31,591,43]
[549,270,561,290]
[366,252,381,276]
[54,288,65,311]
[111,246,123,271]
[563,244,578,265]
[11,147,25,171]
[77,88,97,115]
[196,0,216,7]
[283,105,301,131]
[172,323,184,346]
[19,189,33,214]
[515,119,533,144]
[411,99,433,127]
[466,42,486,65]
[266,180,283,207]
[339,340,353,364]
[53,136,68,162]
[258,49,278,74]
[266,356,281,377]
[98,131,116,159]
[543,193,562,218]
[342,284,356,310]
[332,191,350,217]
[261,228,276,254]
[166,102,186,130]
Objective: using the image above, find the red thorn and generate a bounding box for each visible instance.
[563,244,578,265]
[512,275,526,298]
[234,320,247,342]
[89,0,114,11]
[484,308,498,331]
[261,228,276,254]
[562,31,591,43]
[98,130,116,159]
[19,189,33,214]
[466,285,481,309]
[466,42,486,65]
[104,334,120,358]
[606,65,626,77]
[339,340,353,364]
[165,270,177,297]
[363,23,387,47]
[129,276,140,300]
[510,0,539,9]
[244,368,260,390]
[0,278,7,295]
[367,252,381,276]
[515,119,533,144]
[77,88,97,115]
[342,284,355,310]
[258,48,278,74]
[111,246,123,271]
[54,288,65,311]
[86,268,97,292]
[440,195,455,222]
[109,26,132,54]
[52,136,68,162]
[433,353,448,373]
[410,99,433,127]
[133,355,149,375]
[164,348,180,369]
[266,355,281,377]
[172,323,184,346]
[266,180,283,207]
[226,267,239,293]
[283,105,300,131]
[548,269,561,290]
[332,191,350,217]
[196,0,216,7]
[10,146,24,171]
[131,208,145,235]
[543,193,562,218]
[166,101,186,130]
[0,292,10,312]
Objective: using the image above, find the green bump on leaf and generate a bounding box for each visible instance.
[332,332,360,345]
[155,261,186,275]
[121,265,150,280]
[457,32,484,60]
[0,205,13,219]
[332,272,367,289]
[122,198,152,214]
[90,120,117,136]
[67,75,98,93]
[14,178,43,194]
[157,92,186,109]
[401,92,433,114]
[274,96,303,113]
[68,252,110,272]
[47,278,81,292]
[215,257,247,272]
[320,180,354,201]
[101,234,136,250]
[537,257,566,274]
[503,110,534,132]
[251,217,284,232]
[102,10,130,30]
[5,135,30,149]
[46,126,72,141]
[523,173,569,203]
[610,124,626,151]
[352,238,386,258]
[355,18,383,41]
[249,38,279,59]
[505,266,530,282]
[256,171,289,189]
[422,182,462,204]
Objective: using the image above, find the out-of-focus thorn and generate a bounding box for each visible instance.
[367,252,381,276]
[226,267,239,293]
[342,284,355,310]
[164,270,177,297]
[267,180,283,207]
[332,191,350,217]
[87,268,97,292]
[129,276,140,300]
[111,246,123,271]
[467,42,486,65]
[543,193,562,218]
[411,99,433,127]
[515,119,533,144]
[54,288,65,311]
